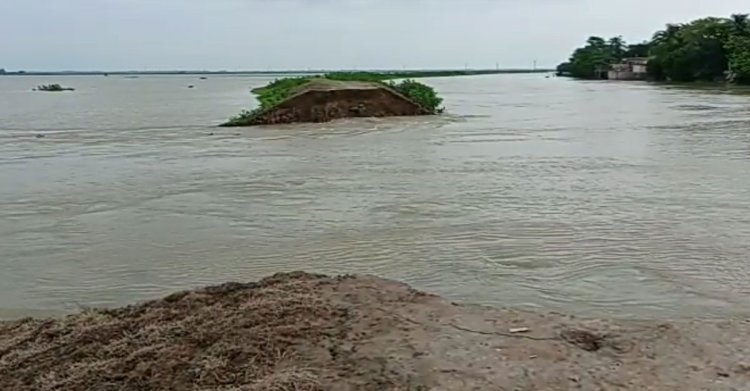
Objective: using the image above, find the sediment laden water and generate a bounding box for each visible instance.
[1,75,749,319]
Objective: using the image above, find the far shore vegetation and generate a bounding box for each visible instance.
[34,84,75,92]
[557,13,750,84]
[0,69,550,77]
[222,72,445,127]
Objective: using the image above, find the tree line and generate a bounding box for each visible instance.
[557,14,750,84]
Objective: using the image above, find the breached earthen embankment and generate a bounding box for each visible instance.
[2,272,749,390]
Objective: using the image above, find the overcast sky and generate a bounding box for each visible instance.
[1,0,747,71]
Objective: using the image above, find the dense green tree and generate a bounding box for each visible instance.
[557,36,626,79]
[730,13,749,34]
[648,19,729,81]
[727,36,750,83]
[651,24,683,46]
[559,13,750,85]
[726,14,750,83]
[624,42,650,58]
[647,24,685,80]
[608,36,627,59]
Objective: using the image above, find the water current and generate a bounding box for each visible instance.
[1,74,749,319]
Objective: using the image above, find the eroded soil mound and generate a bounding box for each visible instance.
[2,272,749,390]
[245,82,428,126]
[222,79,432,126]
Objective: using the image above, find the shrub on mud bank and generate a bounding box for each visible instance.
[221,73,444,126]
[386,79,444,113]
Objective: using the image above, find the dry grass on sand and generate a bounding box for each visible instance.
[2,272,750,390]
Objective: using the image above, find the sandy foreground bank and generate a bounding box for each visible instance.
[1,272,748,390]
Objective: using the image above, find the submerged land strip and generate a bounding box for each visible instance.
[1,272,748,390]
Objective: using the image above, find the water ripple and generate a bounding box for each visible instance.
[1,75,750,319]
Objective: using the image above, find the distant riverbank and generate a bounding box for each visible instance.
[0,69,552,77]
[557,13,750,84]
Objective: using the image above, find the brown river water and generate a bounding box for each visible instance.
[1,74,749,320]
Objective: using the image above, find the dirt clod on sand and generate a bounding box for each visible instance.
[2,272,749,390]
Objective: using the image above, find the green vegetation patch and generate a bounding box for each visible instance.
[385,79,444,114]
[557,13,750,84]
[250,77,311,109]
[35,84,75,92]
[222,72,445,127]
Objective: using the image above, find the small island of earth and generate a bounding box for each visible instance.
[221,72,445,127]
[34,84,75,92]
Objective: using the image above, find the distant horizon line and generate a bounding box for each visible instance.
[0,68,554,76]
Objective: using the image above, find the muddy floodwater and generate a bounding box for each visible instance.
[1,74,749,319]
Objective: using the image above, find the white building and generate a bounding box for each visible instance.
[608,58,649,80]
